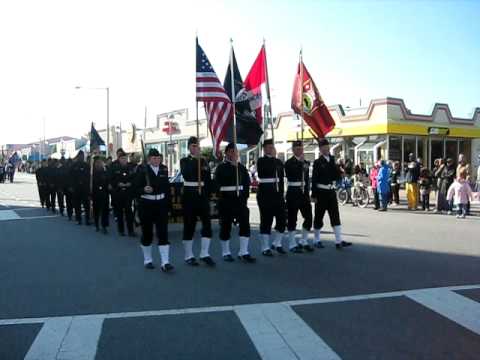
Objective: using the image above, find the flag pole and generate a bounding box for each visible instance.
[263,39,274,144]
[144,105,147,129]
[230,39,240,196]
[299,48,305,194]
[195,37,201,195]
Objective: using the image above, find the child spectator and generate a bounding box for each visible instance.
[447,170,473,219]
[369,162,380,210]
[418,168,432,211]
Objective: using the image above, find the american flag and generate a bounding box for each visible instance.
[196,38,232,154]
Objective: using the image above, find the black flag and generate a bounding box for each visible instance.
[223,48,263,146]
[90,122,105,152]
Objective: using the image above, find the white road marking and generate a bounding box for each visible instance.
[24,317,72,360]
[236,303,341,360]
[0,210,20,220]
[407,288,480,335]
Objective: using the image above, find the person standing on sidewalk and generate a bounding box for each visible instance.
[376,160,391,212]
[369,162,380,210]
[418,167,432,211]
[390,161,401,206]
[405,153,421,210]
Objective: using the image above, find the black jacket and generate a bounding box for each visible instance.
[92,168,109,198]
[214,160,250,202]
[180,155,212,197]
[284,156,310,194]
[108,162,135,198]
[134,164,171,205]
[311,155,341,198]
[70,160,90,190]
[256,155,284,196]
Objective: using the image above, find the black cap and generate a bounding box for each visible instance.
[77,150,84,156]
[117,149,127,157]
[188,136,198,147]
[263,139,274,146]
[148,148,160,157]
[318,138,329,147]
[225,143,236,152]
[292,140,303,147]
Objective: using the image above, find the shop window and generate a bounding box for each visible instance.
[417,137,425,166]
[430,139,444,168]
[458,140,471,164]
[445,140,458,162]
[389,136,402,162]
[403,137,416,162]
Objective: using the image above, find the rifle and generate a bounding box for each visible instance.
[89,153,94,220]
[140,138,151,187]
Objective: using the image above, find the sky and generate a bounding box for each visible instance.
[0,0,479,145]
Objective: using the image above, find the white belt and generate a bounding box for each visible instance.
[317,184,336,190]
[288,181,303,187]
[220,185,244,191]
[141,194,165,200]
[258,178,279,183]
[184,181,204,187]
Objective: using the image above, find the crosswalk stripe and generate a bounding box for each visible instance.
[235,303,341,360]
[24,317,72,360]
[0,210,20,220]
[406,289,480,335]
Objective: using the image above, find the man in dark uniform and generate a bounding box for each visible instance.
[109,149,135,236]
[285,140,314,253]
[70,150,91,225]
[45,158,58,212]
[55,158,68,216]
[36,160,48,208]
[214,143,256,263]
[256,139,286,256]
[64,158,75,220]
[311,138,352,249]
[135,148,173,272]
[91,156,110,234]
[180,136,215,267]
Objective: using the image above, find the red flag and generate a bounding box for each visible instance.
[291,61,335,138]
[244,45,266,124]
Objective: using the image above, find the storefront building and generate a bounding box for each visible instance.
[269,97,480,173]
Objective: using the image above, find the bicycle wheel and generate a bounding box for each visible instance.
[357,188,369,208]
[337,189,348,205]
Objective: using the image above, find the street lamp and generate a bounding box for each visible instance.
[75,86,110,157]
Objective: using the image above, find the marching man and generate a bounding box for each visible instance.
[180,136,215,267]
[135,148,173,272]
[285,140,314,253]
[256,139,287,256]
[214,143,256,263]
[311,138,352,249]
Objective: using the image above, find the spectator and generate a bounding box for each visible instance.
[376,160,391,212]
[447,170,473,219]
[405,153,421,210]
[457,154,471,214]
[437,158,456,214]
[369,161,380,210]
[418,167,432,211]
[390,161,401,206]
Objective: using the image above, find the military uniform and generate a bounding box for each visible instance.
[109,155,135,236]
[135,148,173,272]
[256,139,286,256]
[55,159,68,216]
[70,152,91,225]
[285,146,314,253]
[35,161,48,208]
[92,164,110,232]
[311,139,351,249]
[64,159,75,220]
[214,143,255,263]
[45,159,58,212]
[180,136,214,266]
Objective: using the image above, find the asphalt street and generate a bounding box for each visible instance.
[1,173,479,360]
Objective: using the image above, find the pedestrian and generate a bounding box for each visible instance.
[256,139,287,256]
[91,157,110,234]
[55,158,68,216]
[35,160,48,208]
[311,138,352,249]
[214,143,256,263]
[135,148,173,271]
[0,163,4,183]
[447,170,473,219]
[376,160,391,212]
[405,153,421,210]
[109,149,136,237]
[437,158,456,214]
[418,167,432,211]
[45,158,57,212]
[180,136,215,267]
[390,161,401,206]
[285,140,314,253]
[369,162,380,210]
[70,151,91,225]
[64,158,75,220]
[457,154,471,215]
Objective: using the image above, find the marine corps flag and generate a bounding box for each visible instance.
[291,61,335,138]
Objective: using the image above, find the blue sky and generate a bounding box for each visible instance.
[0,0,478,143]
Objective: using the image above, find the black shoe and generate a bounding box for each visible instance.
[341,241,352,247]
[335,244,343,250]
[270,245,275,250]
[290,246,303,254]
[262,249,274,257]
[223,254,235,262]
[238,254,256,263]
[161,263,174,272]
[185,257,199,266]
[144,262,155,269]
[304,244,315,252]
[276,246,287,254]
[298,244,304,250]
[314,242,325,249]
[200,256,216,267]
[102,228,108,235]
